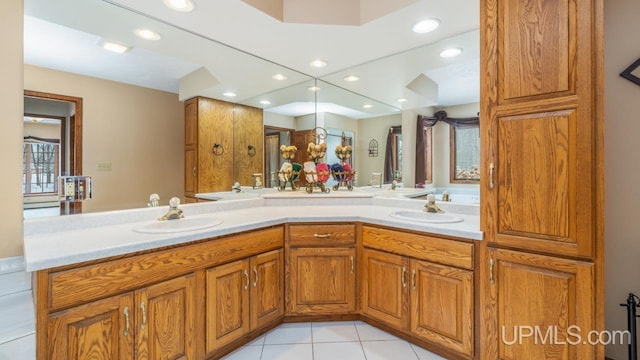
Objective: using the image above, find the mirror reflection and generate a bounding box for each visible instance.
[23,0,480,217]
[450,125,480,183]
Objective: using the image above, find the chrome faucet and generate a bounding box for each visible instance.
[231,182,243,193]
[158,197,184,221]
[424,194,445,213]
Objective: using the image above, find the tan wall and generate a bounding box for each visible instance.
[24,65,184,214]
[23,122,60,139]
[604,0,640,358]
[356,114,401,186]
[0,0,24,258]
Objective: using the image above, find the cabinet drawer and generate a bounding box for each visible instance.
[289,224,355,246]
[363,226,474,270]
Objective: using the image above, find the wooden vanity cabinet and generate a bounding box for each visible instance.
[361,226,474,358]
[47,273,197,360]
[286,224,357,315]
[206,249,284,355]
[36,226,284,360]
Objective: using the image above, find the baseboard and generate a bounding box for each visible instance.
[0,257,30,297]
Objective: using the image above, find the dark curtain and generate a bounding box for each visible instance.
[383,126,402,184]
[417,110,479,129]
[415,110,479,184]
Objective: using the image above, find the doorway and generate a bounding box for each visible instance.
[264,126,294,188]
[23,90,83,216]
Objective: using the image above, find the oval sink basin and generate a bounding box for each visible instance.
[133,216,223,234]
[389,210,463,224]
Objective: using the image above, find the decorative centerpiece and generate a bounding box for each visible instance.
[277,145,301,191]
[331,144,356,191]
[303,141,330,193]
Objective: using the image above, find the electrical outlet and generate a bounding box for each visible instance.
[65,181,75,196]
[96,162,112,171]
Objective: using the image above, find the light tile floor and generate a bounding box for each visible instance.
[221,321,448,360]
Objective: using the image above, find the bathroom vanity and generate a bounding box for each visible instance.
[24,195,481,360]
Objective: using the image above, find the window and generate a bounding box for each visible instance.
[23,142,59,195]
[450,125,480,183]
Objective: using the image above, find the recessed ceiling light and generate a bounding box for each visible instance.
[397,98,408,103]
[440,48,463,58]
[309,59,327,68]
[307,86,321,92]
[259,100,271,105]
[344,75,360,82]
[272,74,288,81]
[412,18,440,34]
[362,104,373,109]
[101,41,130,54]
[134,29,161,41]
[223,92,237,97]
[163,0,194,12]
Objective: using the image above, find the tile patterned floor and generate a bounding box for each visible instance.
[221,321,448,360]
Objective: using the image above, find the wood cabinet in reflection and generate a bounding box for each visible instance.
[184,97,263,202]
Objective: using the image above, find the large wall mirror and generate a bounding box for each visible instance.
[23,0,479,217]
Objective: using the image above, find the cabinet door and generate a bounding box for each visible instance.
[197,97,234,193]
[135,273,197,360]
[481,0,599,258]
[184,97,198,198]
[184,97,198,147]
[410,260,473,357]
[206,259,250,353]
[482,248,594,360]
[361,248,409,329]
[251,249,284,330]
[233,104,263,185]
[184,148,197,197]
[288,247,356,314]
[48,293,134,360]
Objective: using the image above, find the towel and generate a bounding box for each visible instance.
[342,163,354,181]
[278,162,292,181]
[331,163,344,182]
[316,163,330,183]
[303,161,317,183]
[291,163,302,181]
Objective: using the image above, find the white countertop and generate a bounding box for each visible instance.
[23,196,482,272]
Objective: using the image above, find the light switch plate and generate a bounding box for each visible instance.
[96,162,112,171]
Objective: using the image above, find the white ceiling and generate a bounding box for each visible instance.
[23,0,480,117]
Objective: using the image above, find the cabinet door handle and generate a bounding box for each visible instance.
[489,162,495,189]
[140,301,147,330]
[123,306,131,337]
[401,266,407,288]
[192,167,197,177]
[350,256,354,274]
[253,266,258,287]
[244,269,250,290]
[212,143,225,156]
[411,269,416,291]
[489,258,495,284]
[313,233,333,238]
